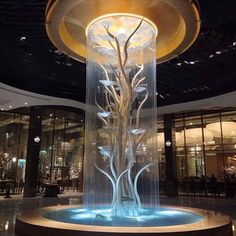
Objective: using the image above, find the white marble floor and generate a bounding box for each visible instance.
[0,193,235,235]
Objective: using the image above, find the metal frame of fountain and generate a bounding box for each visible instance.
[15,1,233,236]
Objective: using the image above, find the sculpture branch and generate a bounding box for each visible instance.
[136,92,149,128]
[123,19,143,67]
[134,163,156,208]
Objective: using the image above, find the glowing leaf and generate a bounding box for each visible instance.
[135,86,146,93]
[98,146,112,157]
[99,80,118,86]
[97,111,111,118]
[130,128,145,135]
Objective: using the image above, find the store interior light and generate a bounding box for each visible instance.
[207,121,236,137]
[184,128,213,144]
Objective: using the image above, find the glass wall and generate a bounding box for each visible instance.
[157,120,165,180]
[174,109,236,180]
[0,112,29,192]
[1,108,236,195]
[174,115,186,179]
[38,110,84,191]
[0,108,84,195]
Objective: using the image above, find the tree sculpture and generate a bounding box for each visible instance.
[84,15,158,218]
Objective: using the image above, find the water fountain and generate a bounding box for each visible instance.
[16,1,233,235]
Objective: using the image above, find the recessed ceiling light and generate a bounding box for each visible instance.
[190,61,195,64]
[184,61,189,64]
[233,42,236,46]
[20,36,26,41]
[1,108,4,111]
[54,49,63,55]
[177,63,182,66]
[209,55,214,58]
[24,102,28,105]
[216,51,222,55]
[9,105,12,108]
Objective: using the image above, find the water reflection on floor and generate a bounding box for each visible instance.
[0,193,235,235]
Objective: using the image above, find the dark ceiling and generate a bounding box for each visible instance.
[0,0,236,107]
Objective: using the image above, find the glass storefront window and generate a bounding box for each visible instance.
[174,110,236,179]
[0,112,29,192]
[187,150,205,177]
[157,119,165,180]
[221,111,236,176]
[205,151,224,179]
[38,110,84,190]
[175,116,187,179]
[204,113,222,150]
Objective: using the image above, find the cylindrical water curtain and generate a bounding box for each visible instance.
[84,15,158,218]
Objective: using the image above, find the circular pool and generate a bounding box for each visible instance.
[44,207,203,227]
[15,205,233,236]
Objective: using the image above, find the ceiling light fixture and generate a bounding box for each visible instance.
[216,51,222,55]
[24,102,28,105]
[20,36,26,41]
[209,55,214,58]
[9,105,12,108]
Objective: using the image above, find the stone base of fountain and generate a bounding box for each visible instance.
[15,205,233,236]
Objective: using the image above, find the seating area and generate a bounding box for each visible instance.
[159,177,236,198]
[179,178,236,198]
[0,179,24,197]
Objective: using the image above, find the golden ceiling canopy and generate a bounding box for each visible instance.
[46,0,200,64]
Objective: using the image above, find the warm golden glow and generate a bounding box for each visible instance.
[85,13,158,38]
[86,14,157,65]
[45,0,201,64]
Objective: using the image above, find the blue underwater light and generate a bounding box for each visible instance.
[44,207,203,227]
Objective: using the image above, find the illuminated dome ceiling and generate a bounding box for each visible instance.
[0,0,236,107]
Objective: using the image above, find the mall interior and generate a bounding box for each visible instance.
[0,0,236,236]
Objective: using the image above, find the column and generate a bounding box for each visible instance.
[23,107,42,197]
[164,114,178,197]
